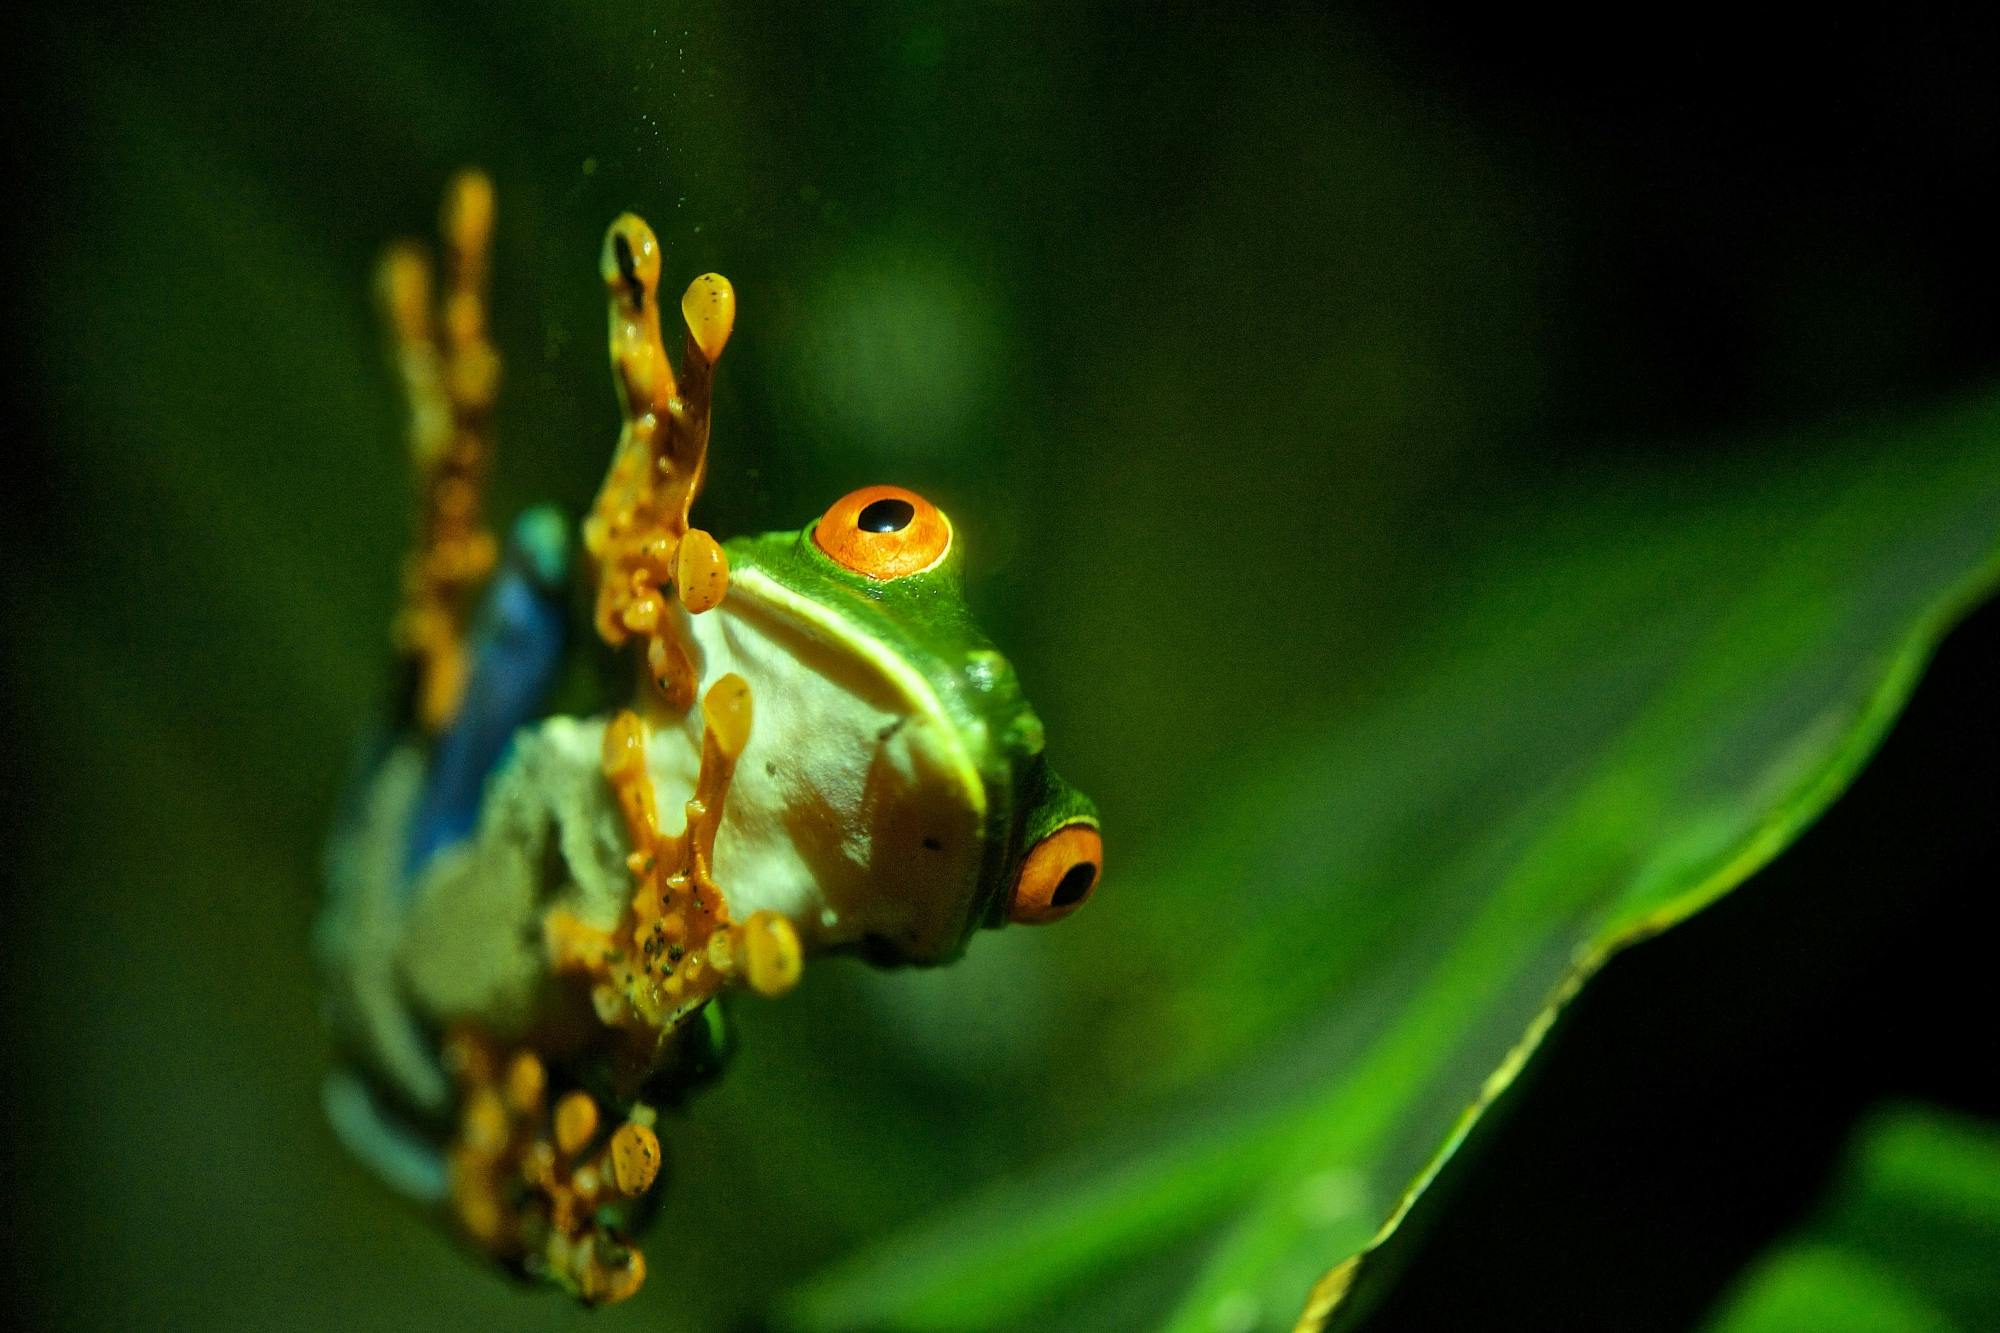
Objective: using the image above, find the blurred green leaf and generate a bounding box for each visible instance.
[1702,1104,2000,1333]
[786,401,2000,1331]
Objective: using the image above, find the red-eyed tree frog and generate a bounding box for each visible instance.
[316,172,1102,1304]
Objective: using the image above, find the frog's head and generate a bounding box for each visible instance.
[708,484,1102,965]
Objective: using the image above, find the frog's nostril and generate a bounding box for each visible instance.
[1052,861,1097,909]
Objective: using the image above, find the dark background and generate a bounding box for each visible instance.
[1365,597,2000,1331]
[8,4,1997,1329]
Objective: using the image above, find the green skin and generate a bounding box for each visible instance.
[722,512,1100,960]
[317,497,1098,1210]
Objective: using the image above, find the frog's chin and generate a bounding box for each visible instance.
[512,701,985,969]
[670,568,990,962]
[392,567,996,1027]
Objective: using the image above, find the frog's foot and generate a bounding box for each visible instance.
[582,210,737,711]
[380,169,502,734]
[547,677,802,1053]
[442,1031,664,1306]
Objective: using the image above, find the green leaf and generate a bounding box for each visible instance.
[1702,1104,2000,1333]
[786,400,2000,1331]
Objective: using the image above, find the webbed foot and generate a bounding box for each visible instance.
[582,211,736,711]
[547,675,803,1047]
[443,1033,663,1306]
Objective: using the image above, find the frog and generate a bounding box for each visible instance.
[314,171,1103,1306]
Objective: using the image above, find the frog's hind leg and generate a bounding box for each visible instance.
[441,1032,664,1305]
[322,1068,449,1206]
[380,169,502,736]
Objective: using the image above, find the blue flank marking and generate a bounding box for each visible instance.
[403,506,571,886]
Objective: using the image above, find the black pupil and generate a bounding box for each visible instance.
[857,497,916,533]
[1051,861,1097,909]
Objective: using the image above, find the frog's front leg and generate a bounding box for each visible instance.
[583,211,736,711]
[545,206,803,1045]
[546,677,803,1051]
[429,211,795,1306]
[379,169,501,735]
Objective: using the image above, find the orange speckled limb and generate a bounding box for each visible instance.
[582,212,738,713]
[380,170,502,733]
[547,676,802,1054]
[442,1032,664,1305]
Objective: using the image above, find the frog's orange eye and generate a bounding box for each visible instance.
[1010,823,1102,925]
[814,485,953,580]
